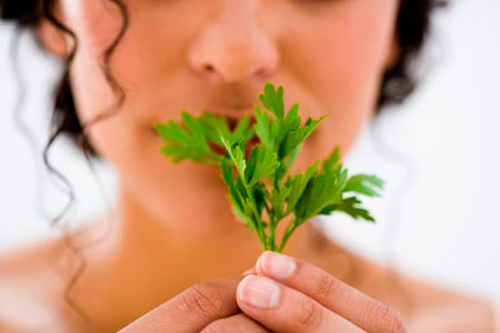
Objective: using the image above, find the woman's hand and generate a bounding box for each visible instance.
[235,251,407,333]
[119,275,269,332]
[119,252,406,333]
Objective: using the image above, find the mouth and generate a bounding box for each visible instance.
[151,112,260,159]
[209,114,260,159]
[207,135,259,157]
[244,134,260,156]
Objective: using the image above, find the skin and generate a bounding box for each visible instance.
[0,0,496,331]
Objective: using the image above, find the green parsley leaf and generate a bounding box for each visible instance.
[153,82,383,252]
[344,174,384,197]
[245,146,280,187]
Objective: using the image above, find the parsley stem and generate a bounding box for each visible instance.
[278,217,301,253]
[257,216,269,250]
[245,194,267,250]
[249,210,266,251]
[268,215,276,251]
[241,181,268,250]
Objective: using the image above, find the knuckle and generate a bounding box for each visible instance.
[298,298,324,331]
[177,282,225,320]
[314,272,338,299]
[375,305,407,333]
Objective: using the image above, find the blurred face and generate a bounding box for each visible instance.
[40,0,399,234]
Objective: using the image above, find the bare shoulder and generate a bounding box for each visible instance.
[0,235,60,271]
[0,221,98,286]
[0,235,81,331]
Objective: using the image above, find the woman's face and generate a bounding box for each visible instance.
[40,0,399,234]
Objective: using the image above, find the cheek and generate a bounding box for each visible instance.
[286,0,398,158]
[64,0,190,160]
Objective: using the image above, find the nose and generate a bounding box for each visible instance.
[188,1,279,83]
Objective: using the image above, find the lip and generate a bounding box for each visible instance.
[219,111,257,130]
[244,135,260,156]
[208,133,260,159]
[150,110,260,154]
[208,112,260,158]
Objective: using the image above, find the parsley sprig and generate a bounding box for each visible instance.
[153,83,383,253]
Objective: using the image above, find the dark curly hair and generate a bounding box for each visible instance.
[0,0,447,330]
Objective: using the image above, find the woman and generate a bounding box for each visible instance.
[0,0,498,332]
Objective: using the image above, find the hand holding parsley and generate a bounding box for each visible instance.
[153,82,383,252]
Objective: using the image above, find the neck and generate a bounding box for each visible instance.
[84,187,318,281]
[77,185,347,330]
[120,187,255,251]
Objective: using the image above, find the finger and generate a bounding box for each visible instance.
[255,251,406,333]
[237,274,365,333]
[201,313,271,333]
[243,266,257,276]
[119,277,242,332]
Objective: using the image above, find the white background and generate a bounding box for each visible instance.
[1,0,499,302]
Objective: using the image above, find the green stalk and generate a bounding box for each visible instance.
[278,217,301,253]
[223,139,268,250]
[252,211,268,251]
[268,214,276,251]
[241,180,268,250]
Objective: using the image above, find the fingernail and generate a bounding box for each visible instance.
[238,275,280,309]
[258,251,297,280]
